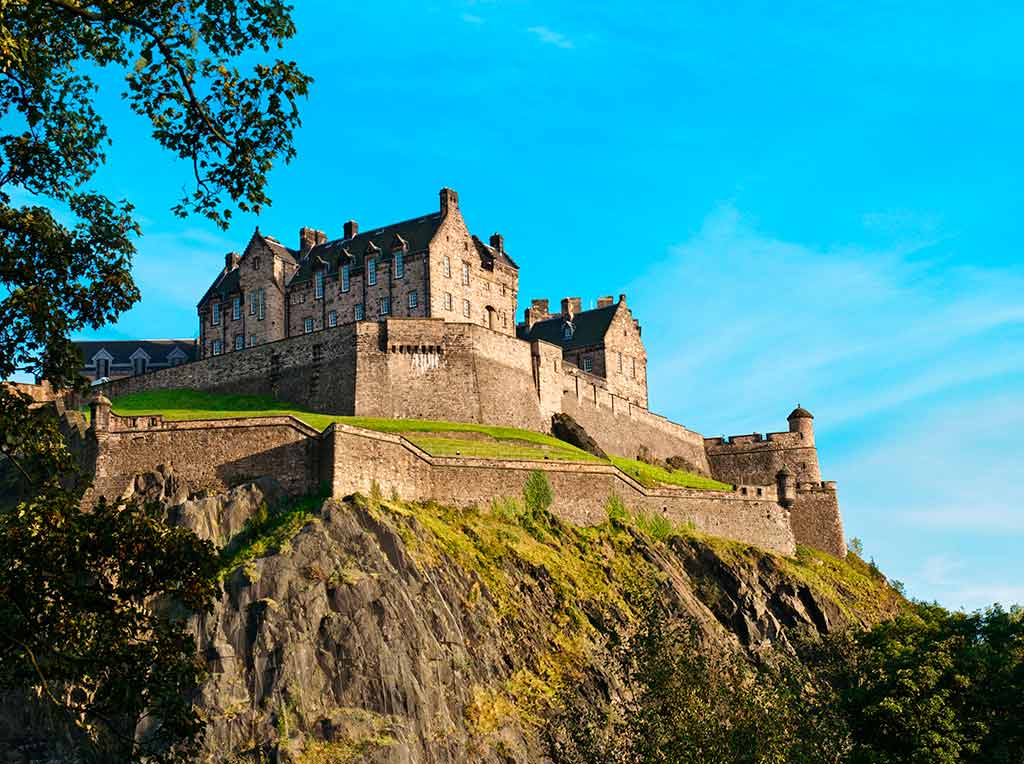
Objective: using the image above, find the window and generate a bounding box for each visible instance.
[367,257,377,286]
[249,335,258,347]
[234,334,244,350]
[379,296,390,315]
[444,292,453,311]
[354,303,364,321]
[314,270,324,299]
[249,292,257,315]
[253,256,260,270]
[257,288,265,320]
[212,302,221,325]
[632,358,636,378]
[462,299,471,318]
[563,323,573,339]
[408,290,418,309]
[232,296,241,320]
[212,339,222,356]
[461,261,470,286]
[328,310,337,327]
[443,255,451,278]
[341,264,350,292]
[95,358,109,378]
[395,251,404,279]
[501,312,507,328]
[617,352,623,373]
[583,357,593,373]
[304,317,314,334]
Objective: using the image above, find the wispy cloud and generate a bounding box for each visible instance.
[528,26,574,49]
[461,13,484,24]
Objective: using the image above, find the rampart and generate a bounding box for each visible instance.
[96,319,707,463]
[560,366,711,472]
[705,431,821,484]
[81,405,800,556]
[790,482,845,558]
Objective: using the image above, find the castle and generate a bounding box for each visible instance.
[77,188,846,558]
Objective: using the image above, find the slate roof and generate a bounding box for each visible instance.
[74,339,198,366]
[516,303,619,351]
[198,266,241,306]
[472,236,519,270]
[290,212,445,285]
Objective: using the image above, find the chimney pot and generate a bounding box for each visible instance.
[440,187,459,215]
[344,220,359,239]
[489,232,504,252]
[299,227,324,256]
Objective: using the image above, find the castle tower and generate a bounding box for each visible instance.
[787,405,814,446]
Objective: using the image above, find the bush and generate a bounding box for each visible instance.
[606,494,629,524]
[523,469,553,517]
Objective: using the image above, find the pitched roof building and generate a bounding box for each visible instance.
[74,339,198,381]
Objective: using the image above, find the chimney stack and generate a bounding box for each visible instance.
[440,187,459,216]
[489,232,504,252]
[525,299,550,330]
[561,297,581,319]
[225,251,241,271]
[597,295,614,308]
[299,227,326,256]
[343,220,359,239]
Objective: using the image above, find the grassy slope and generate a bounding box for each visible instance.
[106,391,728,492]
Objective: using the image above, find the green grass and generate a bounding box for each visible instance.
[218,490,326,577]
[106,389,600,463]
[610,456,733,491]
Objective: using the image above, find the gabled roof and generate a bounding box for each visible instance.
[74,339,198,366]
[472,236,519,270]
[290,212,444,285]
[517,303,619,350]
[198,231,300,307]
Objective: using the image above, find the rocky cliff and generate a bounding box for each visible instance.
[127,470,901,764]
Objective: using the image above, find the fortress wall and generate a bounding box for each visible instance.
[325,425,794,555]
[353,321,547,431]
[86,411,320,503]
[790,483,846,558]
[98,323,360,414]
[705,432,822,485]
[560,367,710,472]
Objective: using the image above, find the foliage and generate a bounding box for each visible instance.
[546,594,850,764]
[523,469,554,517]
[805,602,1024,764]
[610,455,733,491]
[0,3,308,759]
[0,408,220,762]
[848,536,864,556]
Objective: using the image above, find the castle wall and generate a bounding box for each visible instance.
[101,323,361,415]
[325,424,795,555]
[87,413,320,503]
[705,431,822,485]
[789,483,846,558]
[560,366,711,472]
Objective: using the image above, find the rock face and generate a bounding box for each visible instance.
[550,413,608,460]
[3,470,899,763]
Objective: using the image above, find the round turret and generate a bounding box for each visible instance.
[787,404,814,445]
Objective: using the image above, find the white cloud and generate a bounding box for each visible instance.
[527,26,574,49]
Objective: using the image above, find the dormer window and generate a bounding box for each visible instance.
[394,251,404,279]
[314,270,324,299]
[563,322,574,340]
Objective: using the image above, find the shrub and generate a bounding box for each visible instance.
[523,469,553,517]
[606,494,629,524]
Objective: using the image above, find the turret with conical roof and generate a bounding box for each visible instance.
[787,404,814,446]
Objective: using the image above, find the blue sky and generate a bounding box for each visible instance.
[64,1,1022,610]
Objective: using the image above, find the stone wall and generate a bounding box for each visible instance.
[324,424,795,555]
[86,409,321,503]
[789,482,846,558]
[560,366,711,472]
[705,431,822,484]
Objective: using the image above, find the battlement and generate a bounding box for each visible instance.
[704,430,806,448]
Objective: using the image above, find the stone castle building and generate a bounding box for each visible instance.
[80,188,846,558]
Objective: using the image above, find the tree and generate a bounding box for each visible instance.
[0,1,310,759]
